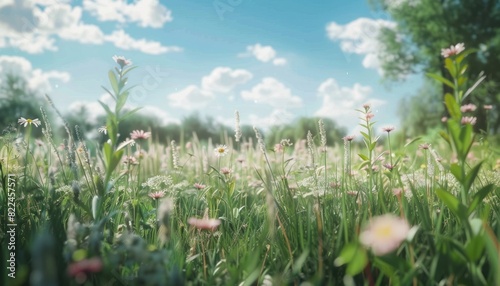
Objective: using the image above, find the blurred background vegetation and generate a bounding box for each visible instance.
[1,0,499,145]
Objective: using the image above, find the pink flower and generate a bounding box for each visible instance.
[148,191,165,200]
[382,126,395,133]
[343,135,355,142]
[220,167,232,175]
[68,257,103,283]
[123,156,138,165]
[188,217,221,231]
[419,143,430,150]
[194,183,206,190]
[441,43,465,58]
[461,116,477,125]
[359,214,410,256]
[366,113,375,121]
[383,163,394,171]
[460,103,477,113]
[274,143,284,153]
[112,55,132,68]
[130,130,151,140]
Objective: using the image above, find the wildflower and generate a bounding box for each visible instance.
[214,144,229,157]
[382,126,395,133]
[171,140,180,169]
[253,126,266,154]
[343,135,355,142]
[188,217,221,231]
[123,156,138,165]
[98,126,107,134]
[461,116,477,125]
[365,113,375,121]
[362,103,371,111]
[484,105,493,110]
[392,188,403,197]
[441,116,448,123]
[274,143,284,153]
[18,117,41,127]
[220,167,232,175]
[359,214,410,256]
[67,257,103,282]
[383,163,394,171]
[234,110,242,142]
[236,157,245,164]
[346,191,358,196]
[419,143,430,150]
[318,119,327,147]
[441,43,465,58]
[194,183,206,190]
[460,103,477,113]
[112,55,132,68]
[130,130,151,140]
[148,191,165,200]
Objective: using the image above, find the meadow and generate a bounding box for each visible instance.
[0,50,499,286]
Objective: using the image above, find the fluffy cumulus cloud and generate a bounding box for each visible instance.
[201,67,253,93]
[0,0,179,54]
[315,78,385,130]
[241,77,302,108]
[83,0,172,28]
[326,18,396,73]
[168,67,252,109]
[168,85,215,110]
[242,44,287,66]
[249,109,294,129]
[0,55,70,93]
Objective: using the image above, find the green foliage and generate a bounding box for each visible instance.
[371,0,500,133]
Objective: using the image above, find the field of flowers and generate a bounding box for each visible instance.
[0,48,499,286]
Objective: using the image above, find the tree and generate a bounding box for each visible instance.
[370,0,500,132]
[0,73,50,137]
[398,81,444,137]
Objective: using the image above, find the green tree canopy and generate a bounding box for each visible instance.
[371,0,500,132]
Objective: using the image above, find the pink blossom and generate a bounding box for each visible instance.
[112,55,132,68]
[220,167,232,175]
[359,214,410,256]
[148,191,165,200]
[68,257,103,282]
[194,183,206,190]
[274,143,284,153]
[343,135,355,142]
[441,43,465,58]
[460,104,477,113]
[188,217,221,231]
[461,116,477,125]
[366,113,375,121]
[382,126,395,133]
[484,105,493,110]
[130,130,151,140]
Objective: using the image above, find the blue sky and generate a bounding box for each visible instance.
[0,0,423,133]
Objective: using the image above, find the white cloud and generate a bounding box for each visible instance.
[168,66,252,109]
[241,44,287,66]
[0,55,70,93]
[241,77,302,108]
[201,67,253,93]
[326,18,396,73]
[315,78,385,130]
[0,1,179,54]
[83,0,173,28]
[272,58,287,66]
[167,85,215,110]
[249,109,294,129]
[105,30,182,55]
